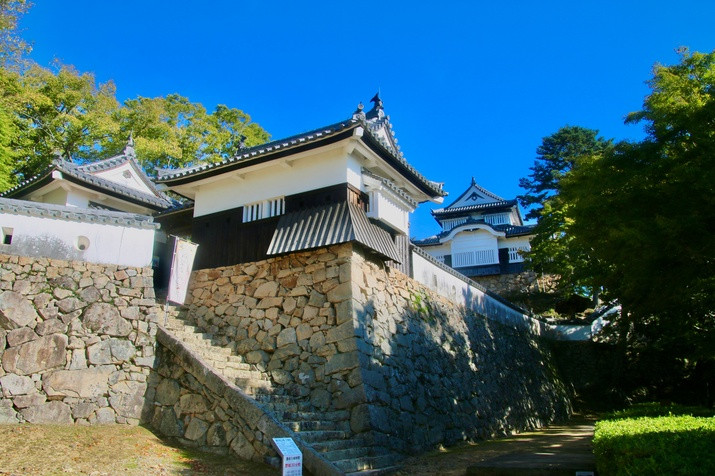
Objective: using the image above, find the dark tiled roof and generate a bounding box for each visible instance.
[156,114,445,199]
[432,199,518,217]
[0,197,159,229]
[267,202,401,262]
[412,218,534,245]
[442,178,505,209]
[1,156,173,210]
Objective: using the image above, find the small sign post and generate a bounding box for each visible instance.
[272,437,302,476]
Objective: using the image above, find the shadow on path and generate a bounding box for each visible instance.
[394,414,596,476]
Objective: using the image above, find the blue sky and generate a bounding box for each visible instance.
[19,1,715,238]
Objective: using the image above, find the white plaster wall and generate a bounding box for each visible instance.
[194,151,352,217]
[41,188,68,206]
[65,190,90,208]
[93,163,154,195]
[411,250,549,335]
[451,230,498,254]
[368,191,410,233]
[0,212,155,267]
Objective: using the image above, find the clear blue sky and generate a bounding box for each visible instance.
[19,1,715,238]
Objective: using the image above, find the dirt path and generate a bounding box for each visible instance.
[393,415,596,475]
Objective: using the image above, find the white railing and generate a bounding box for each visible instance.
[452,249,497,267]
[444,217,467,231]
[484,213,509,225]
[508,246,529,263]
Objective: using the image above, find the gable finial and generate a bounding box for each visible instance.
[370,92,383,111]
[471,176,476,186]
[124,133,136,158]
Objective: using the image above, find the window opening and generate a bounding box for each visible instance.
[2,227,13,245]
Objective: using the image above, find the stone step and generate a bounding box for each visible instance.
[311,437,372,453]
[296,430,352,443]
[281,410,350,422]
[321,446,373,462]
[333,454,402,474]
[344,466,402,476]
[284,419,340,432]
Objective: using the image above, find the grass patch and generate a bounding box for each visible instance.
[0,424,278,475]
[593,403,715,475]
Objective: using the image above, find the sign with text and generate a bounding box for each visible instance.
[167,236,198,305]
[272,437,302,476]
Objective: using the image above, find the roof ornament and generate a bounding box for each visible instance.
[238,134,247,150]
[123,133,136,158]
[366,92,385,120]
[471,176,476,186]
[352,102,366,121]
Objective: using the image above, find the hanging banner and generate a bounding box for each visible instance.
[167,236,198,305]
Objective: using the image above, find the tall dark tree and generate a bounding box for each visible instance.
[518,126,613,299]
[565,49,715,401]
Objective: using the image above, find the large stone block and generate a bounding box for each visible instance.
[0,291,38,330]
[82,302,132,336]
[0,399,18,423]
[155,378,181,405]
[2,334,67,375]
[43,365,114,398]
[109,380,147,419]
[0,373,35,396]
[21,400,73,424]
[325,351,359,375]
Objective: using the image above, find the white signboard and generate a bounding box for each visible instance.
[167,236,198,305]
[272,437,302,476]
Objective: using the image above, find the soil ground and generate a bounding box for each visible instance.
[394,414,596,476]
[0,424,278,476]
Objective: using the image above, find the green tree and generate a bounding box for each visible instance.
[0,0,30,67]
[518,126,613,300]
[102,95,270,174]
[3,64,120,180]
[565,49,715,401]
[0,65,270,183]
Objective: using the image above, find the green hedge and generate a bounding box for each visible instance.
[593,403,715,475]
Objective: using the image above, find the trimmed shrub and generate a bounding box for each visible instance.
[593,403,715,475]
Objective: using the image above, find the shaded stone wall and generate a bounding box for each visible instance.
[184,243,366,425]
[183,244,571,454]
[149,328,342,476]
[351,250,571,452]
[0,254,160,424]
[473,270,559,295]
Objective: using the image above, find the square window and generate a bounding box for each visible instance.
[2,227,13,245]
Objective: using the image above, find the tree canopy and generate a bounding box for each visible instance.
[518,126,613,299]
[0,63,270,187]
[522,49,715,402]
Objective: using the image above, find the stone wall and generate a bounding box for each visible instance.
[184,243,363,420]
[149,327,342,475]
[352,250,571,452]
[182,243,571,454]
[0,254,160,424]
[473,270,559,296]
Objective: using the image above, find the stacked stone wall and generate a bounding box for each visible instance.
[182,244,571,454]
[473,270,559,296]
[351,251,571,452]
[0,254,160,424]
[149,328,342,475]
[183,243,366,430]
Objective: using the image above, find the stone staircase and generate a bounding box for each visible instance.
[163,309,401,475]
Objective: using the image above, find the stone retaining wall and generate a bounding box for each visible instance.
[183,243,571,453]
[184,243,365,422]
[150,327,342,476]
[351,250,571,452]
[473,270,559,295]
[0,254,160,424]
